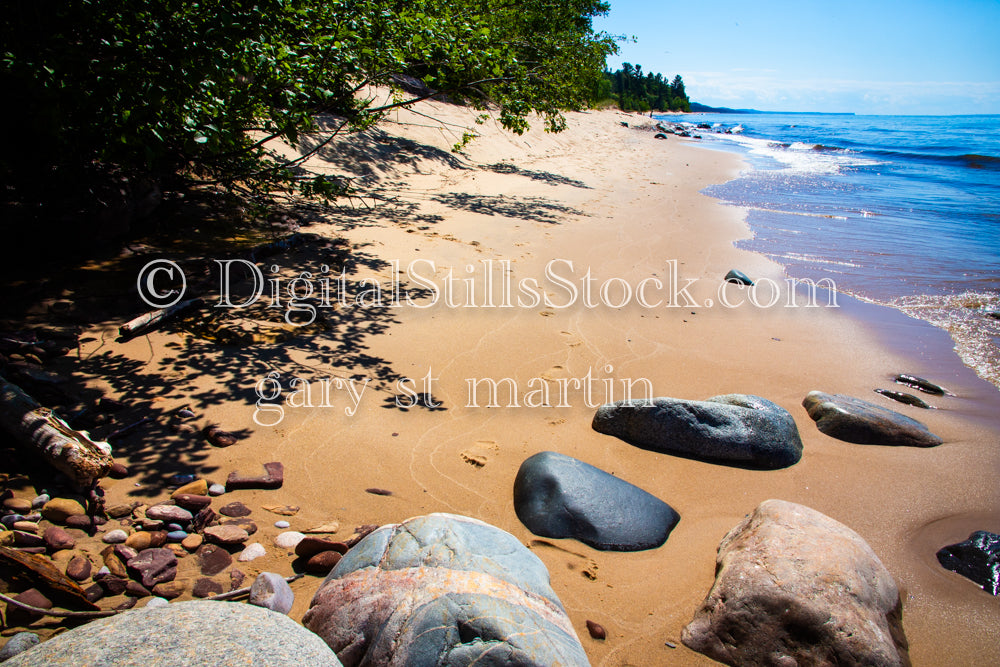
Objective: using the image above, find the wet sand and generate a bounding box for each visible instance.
[77,97,1000,665]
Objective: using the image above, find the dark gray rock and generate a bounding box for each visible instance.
[802,391,943,447]
[724,269,754,286]
[2,600,342,666]
[593,394,803,469]
[936,531,1000,595]
[303,513,588,666]
[513,451,679,551]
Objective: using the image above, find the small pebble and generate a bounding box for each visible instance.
[586,620,607,640]
[208,484,226,496]
[3,498,32,513]
[248,572,294,615]
[167,530,188,542]
[102,529,128,544]
[145,597,170,608]
[169,473,197,486]
[274,520,290,529]
[1,514,24,528]
[167,523,183,532]
[273,531,305,550]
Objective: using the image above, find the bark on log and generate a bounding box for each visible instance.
[0,376,113,487]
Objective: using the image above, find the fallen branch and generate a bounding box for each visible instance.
[0,377,113,487]
[118,298,203,339]
[106,415,154,441]
[0,592,117,619]
[0,574,305,620]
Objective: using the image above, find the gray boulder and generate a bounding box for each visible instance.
[802,391,943,447]
[303,513,588,666]
[0,633,39,662]
[513,451,679,551]
[592,394,803,469]
[3,600,341,666]
[682,499,910,667]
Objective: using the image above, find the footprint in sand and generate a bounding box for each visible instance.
[539,311,554,317]
[540,365,564,381]
[460,440,499,468]
[530,539,599,581]
[560,330,582,347]
[548,418,566,426]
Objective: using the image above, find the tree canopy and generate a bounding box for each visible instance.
[593,64,690,113]
[1,0,617,230]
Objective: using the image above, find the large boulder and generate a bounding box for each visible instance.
[592,394,802,469]
[303,513,588,666]
[936,531,1000,595]
[513,451,679,551]
[682,499,910,667]
[3,600,342,666]
[802,391,943,447]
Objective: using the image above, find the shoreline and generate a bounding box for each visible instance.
[3,102,998,665]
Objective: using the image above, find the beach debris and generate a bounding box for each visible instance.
[874,388,935,409]
[593,394,804,470]
[106,415,153,441]
[936,531,1000,595]
[514,451,680,551]
[682,500,909,666]
[803,391,943,447]
[586,620,607,640]
[226,462,284,490]
[0,546,99,610]
[664,641,677,649]
[303,513,589,666]
[654,133,668,140]
[262,504,299,516]
[1,376,113,488]
[365,487,393,496]
[117,297,203,340]
[894,373,954,396]
[204,424,240,447]
[249,571,295,615]
[724,268,754,286]
[304,522,340,534]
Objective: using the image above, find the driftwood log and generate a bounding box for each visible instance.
[0,376,113,487]
[118,297,203,339]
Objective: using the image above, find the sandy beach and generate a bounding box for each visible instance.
[6,97,999,665]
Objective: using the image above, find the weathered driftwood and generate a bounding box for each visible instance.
[0,377,113,487]
[118,297,203,339]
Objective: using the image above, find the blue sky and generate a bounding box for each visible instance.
[593,0,1000,115]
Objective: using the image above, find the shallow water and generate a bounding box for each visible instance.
[666,112,1000,389]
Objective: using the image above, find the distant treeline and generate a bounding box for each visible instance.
[592,63,690,112]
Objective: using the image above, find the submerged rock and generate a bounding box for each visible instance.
[2,600,342,666]
[513,451,679,551]
[936,531,1000,595]
[682,499,910,667]
[592,394,803,469]
[802,391,943,447]
[874,388,935,409]
[303,513,588,666]
[894,373,953,396]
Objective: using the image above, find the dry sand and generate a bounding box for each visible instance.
[73,96,1000,665]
